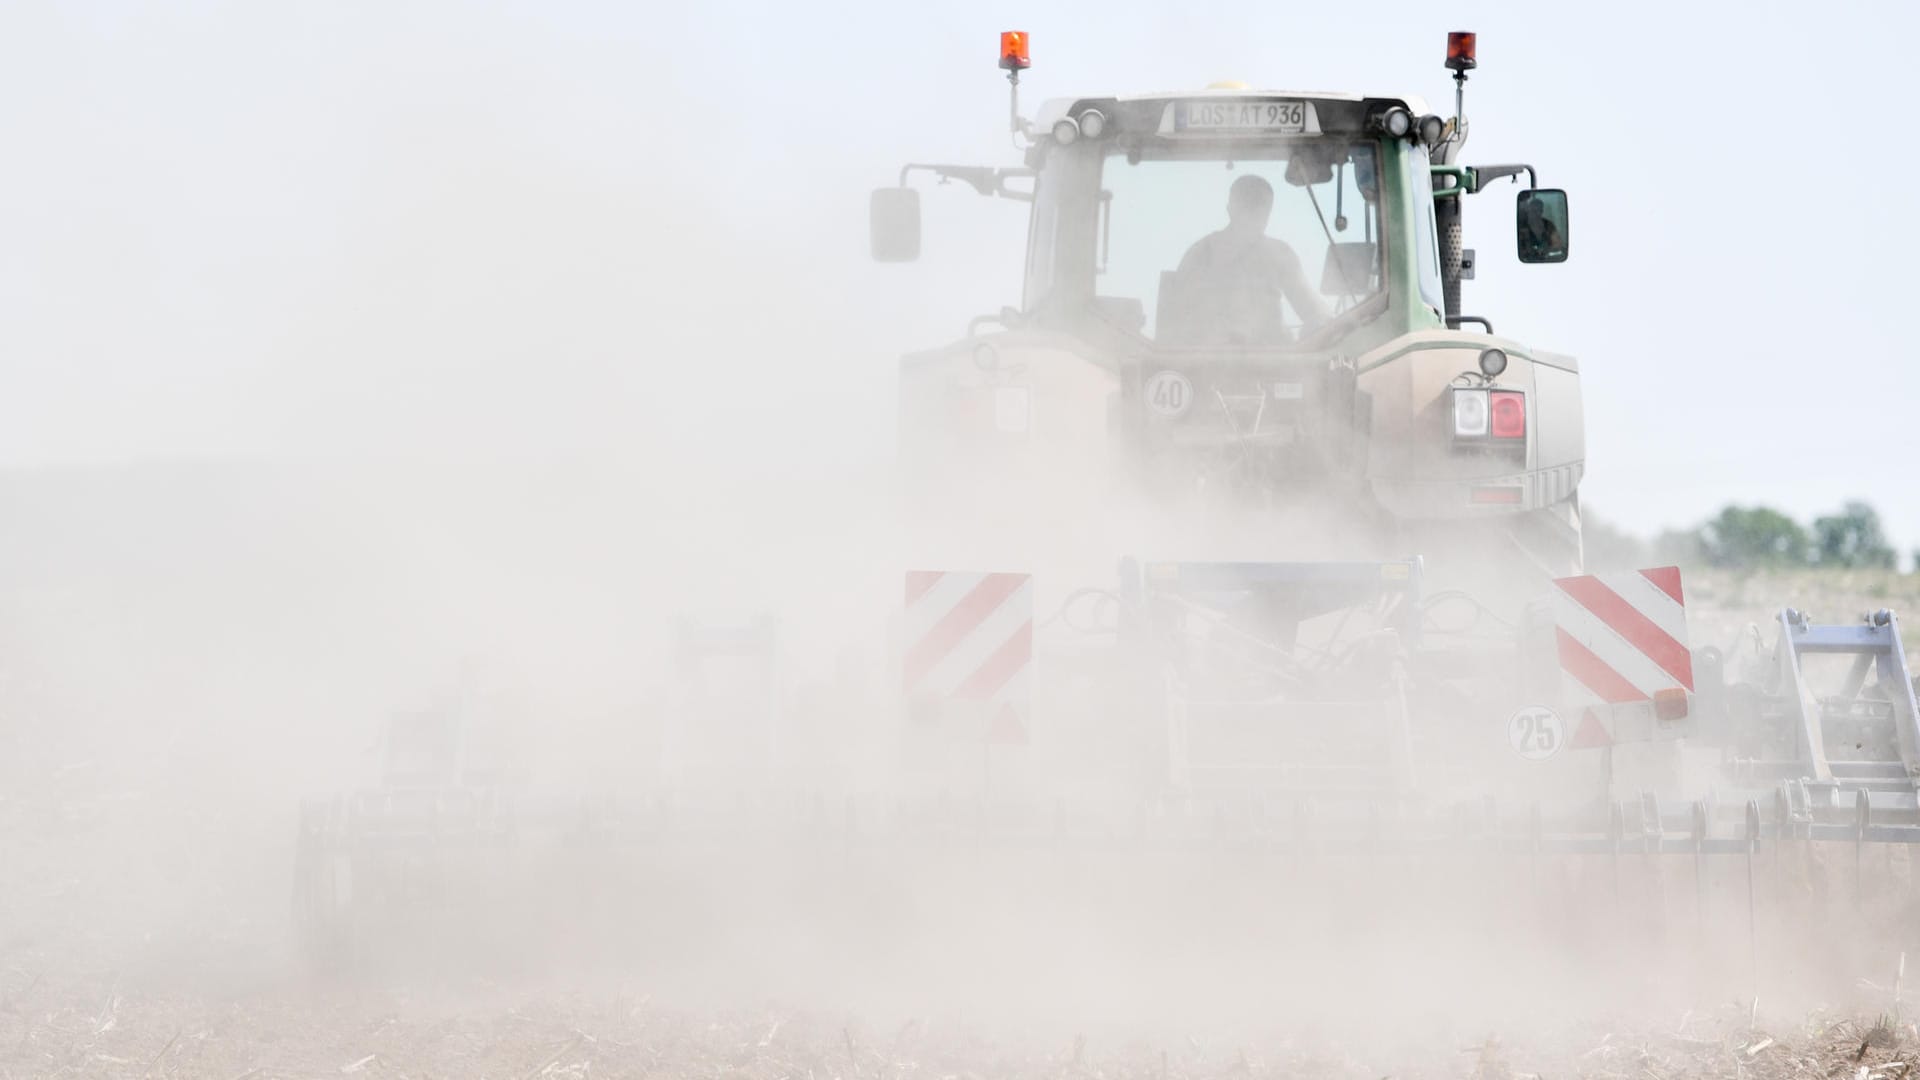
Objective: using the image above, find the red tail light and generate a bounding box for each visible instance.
[1489,391,1526,438]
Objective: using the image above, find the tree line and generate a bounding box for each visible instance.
[1587,500,1903,572]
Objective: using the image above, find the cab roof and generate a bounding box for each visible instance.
[1033,90,1432,138]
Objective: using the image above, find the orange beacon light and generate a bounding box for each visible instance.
[1000,31,1031,71]
[1446,31,1477,73]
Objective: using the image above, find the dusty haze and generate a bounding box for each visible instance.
[3,5,1919,1078]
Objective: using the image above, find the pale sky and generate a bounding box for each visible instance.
[2,0,1915,549]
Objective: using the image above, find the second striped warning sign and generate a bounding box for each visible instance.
[1551,565,1693,707]
[902,571,1033,706]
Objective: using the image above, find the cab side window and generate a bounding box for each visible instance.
[1410,146,1445,317]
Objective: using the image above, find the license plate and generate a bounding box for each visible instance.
[1173,100,1310,134]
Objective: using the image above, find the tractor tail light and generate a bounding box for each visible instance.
[1489,391,1526,438]
[999,31,1031,70]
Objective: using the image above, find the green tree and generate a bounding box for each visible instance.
[1811,501,1897,569]
[1698,505,1810,569]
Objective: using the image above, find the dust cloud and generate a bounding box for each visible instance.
[0,8,1913,1079]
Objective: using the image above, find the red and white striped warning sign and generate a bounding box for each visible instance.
[902,571,1033,709]
[1551,566,1693,710]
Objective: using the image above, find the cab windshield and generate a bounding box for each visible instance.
[1096,139,1382,346]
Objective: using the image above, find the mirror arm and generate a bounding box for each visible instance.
[897,164,1036,202]
[1447,315,1495,333]
[1470,163,1537,191]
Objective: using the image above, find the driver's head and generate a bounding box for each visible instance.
[1226,174,1274,232]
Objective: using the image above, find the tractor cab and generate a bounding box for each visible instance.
[872,33,1569,348]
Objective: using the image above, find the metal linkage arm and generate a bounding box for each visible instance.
[897,164,1035,201]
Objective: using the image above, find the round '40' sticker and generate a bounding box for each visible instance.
[1507,705,1564,761]
[1144,370,1193,417]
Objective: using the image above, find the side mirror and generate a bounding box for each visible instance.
[1516,189,1569,264]
[870,187,921,262]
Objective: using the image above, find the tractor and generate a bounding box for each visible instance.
[874,31,1593,813]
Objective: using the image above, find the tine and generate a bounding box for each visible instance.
[1692,799,1709,933]
[1746,798,1762,994]
[1609,800,1625,913]
[1855,788,1872,910]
